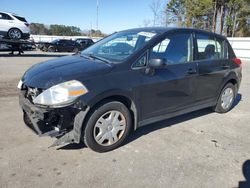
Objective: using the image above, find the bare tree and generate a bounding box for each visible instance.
[143,19,152,27]
[150,0,163,26]
[212,0,227,34]
[212,0,218,32]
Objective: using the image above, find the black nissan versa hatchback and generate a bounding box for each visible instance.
[18,27,242,152]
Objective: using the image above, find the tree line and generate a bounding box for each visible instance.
[30,1,250,37]
[30,23,106,37]
[149,0,250,37]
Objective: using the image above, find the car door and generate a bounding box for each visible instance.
[81,40,88,49]
[70,41,77,51]
[137,32,198,120]
[56,40,66,52]
[194,33,229,102]
[65,40,74,52]
[0,12,13,32]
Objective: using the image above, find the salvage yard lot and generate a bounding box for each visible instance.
[0,51,249,188]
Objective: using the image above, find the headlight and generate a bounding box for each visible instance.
[17,80,23,89]
[33,80,88,107]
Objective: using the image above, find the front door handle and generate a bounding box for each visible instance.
[186,68,197,75]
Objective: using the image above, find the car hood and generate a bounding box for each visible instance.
[22,55,113,89]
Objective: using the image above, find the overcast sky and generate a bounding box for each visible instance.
[1,0,162,33]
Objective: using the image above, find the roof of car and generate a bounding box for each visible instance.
[122,27,226,40]
[0,11,22,17]
[75,38,93,41]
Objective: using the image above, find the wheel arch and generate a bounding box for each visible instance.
[48,45,57,52]
[216,72,239,101]
[84,92,139,132]
[8,27,23,34]
[222,73,239,92]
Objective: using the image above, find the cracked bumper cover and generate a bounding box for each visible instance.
[19,92,89,147]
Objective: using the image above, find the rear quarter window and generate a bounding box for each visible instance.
[13,15,27,22]
[227,41,236,59]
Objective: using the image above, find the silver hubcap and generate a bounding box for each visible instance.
[9,29,21,39]
[221,88,234,110]
[93,110,126,146]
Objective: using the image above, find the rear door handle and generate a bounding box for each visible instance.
[186,68,197,75]
[222,64,230,69]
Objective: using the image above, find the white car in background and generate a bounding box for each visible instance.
[0,11,30,40]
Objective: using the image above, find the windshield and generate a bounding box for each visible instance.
[51,39,59,44]
[81,31,158,62]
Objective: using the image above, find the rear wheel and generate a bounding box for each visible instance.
[8,28,22,40]
[83,101,132,152]
[214,83,236,113]
[48,46,56,52]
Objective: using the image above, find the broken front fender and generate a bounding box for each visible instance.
[19,91,90,147]
[50,109,90,147]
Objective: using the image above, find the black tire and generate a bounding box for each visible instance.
[214,83,236,113]
[48,46,56,52]
[83,101,132,152]
[8,28,22,40]
[42,46,48,52]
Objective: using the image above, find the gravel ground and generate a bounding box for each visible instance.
[0,51,249,188]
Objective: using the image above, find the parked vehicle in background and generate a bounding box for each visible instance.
[21,43,36,51]
[18,27,242,152]
[0,11,30,40]
[101,42,133,54]
[74,38,94,50]
[38,39,82,53]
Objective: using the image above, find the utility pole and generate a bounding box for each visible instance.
[96,0,99,30]
[90,22,92,37]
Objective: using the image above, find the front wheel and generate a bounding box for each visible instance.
[214,83,236,113]
[83,101,132,152]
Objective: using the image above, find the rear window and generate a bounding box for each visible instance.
[13,15,27,22]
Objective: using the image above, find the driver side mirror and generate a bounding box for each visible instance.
[148,58,167,69]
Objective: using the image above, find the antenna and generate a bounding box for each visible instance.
[96,0,99,30]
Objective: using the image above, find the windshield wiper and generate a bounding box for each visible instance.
[80,54,92,60]
[88,54,111,64]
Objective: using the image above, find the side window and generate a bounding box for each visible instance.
[150,33,192,65]
[152,38,170,53]
[82,40,88,45]
[196,34,224,60]
[0,13,13,20]
[61,40,68,45]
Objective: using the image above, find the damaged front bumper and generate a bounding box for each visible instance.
[19,91,89,147]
